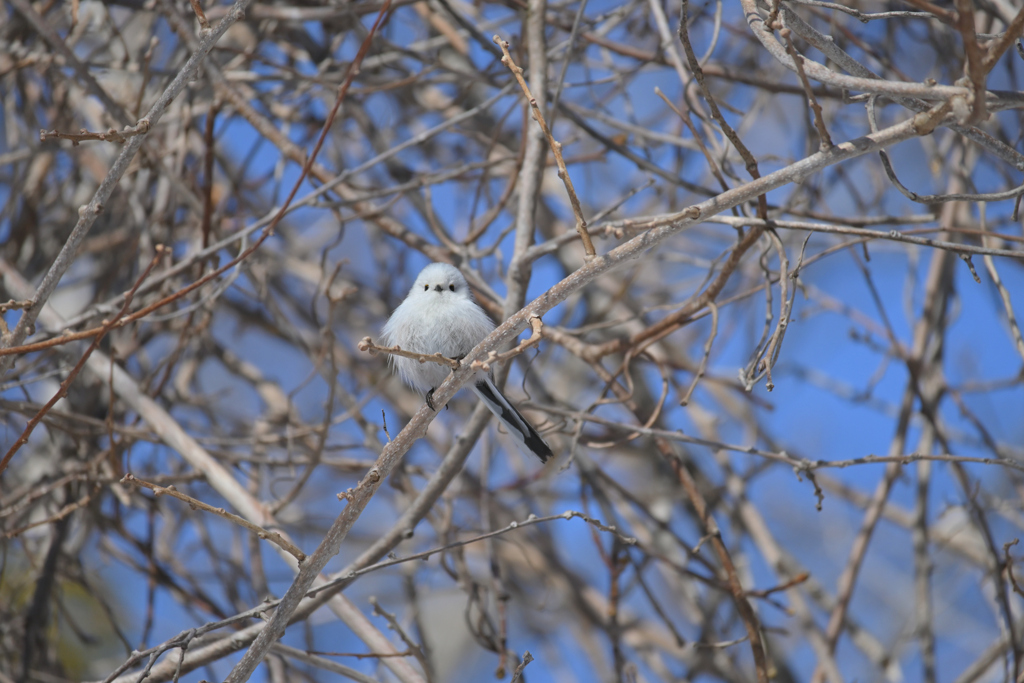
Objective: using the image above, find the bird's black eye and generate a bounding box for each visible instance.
[449,284,455,291]
[423,284,429,291]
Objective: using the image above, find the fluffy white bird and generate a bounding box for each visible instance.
[381,263,552,463]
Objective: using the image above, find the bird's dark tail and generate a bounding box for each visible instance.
[472,378,552,463]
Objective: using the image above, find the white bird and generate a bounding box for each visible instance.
[381,263,552,463]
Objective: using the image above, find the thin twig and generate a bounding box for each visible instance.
[358,337,461,369]
[509,652,534,682]
[679,302,718,406]
[120,473,306,562]
[39,120,151,145]
[187,0,210,29]
[469,316,544,372]
[493,35,596,258]
[679,0,768,219]
[368,598,430,676]
[781,29,833,149]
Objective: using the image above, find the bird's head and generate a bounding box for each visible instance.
[409,263,473,302]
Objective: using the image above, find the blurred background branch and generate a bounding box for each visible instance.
[1,0,1023,681]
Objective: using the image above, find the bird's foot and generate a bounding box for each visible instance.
[425,388,449,411]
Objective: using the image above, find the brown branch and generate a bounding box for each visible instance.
[187,0,210,29]
[898,0,956,24]
[1004,540,1024,599]
[953,0,989,124]
[981,6,1024,71]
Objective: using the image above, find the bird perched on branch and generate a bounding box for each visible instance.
[381,262,552,463]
